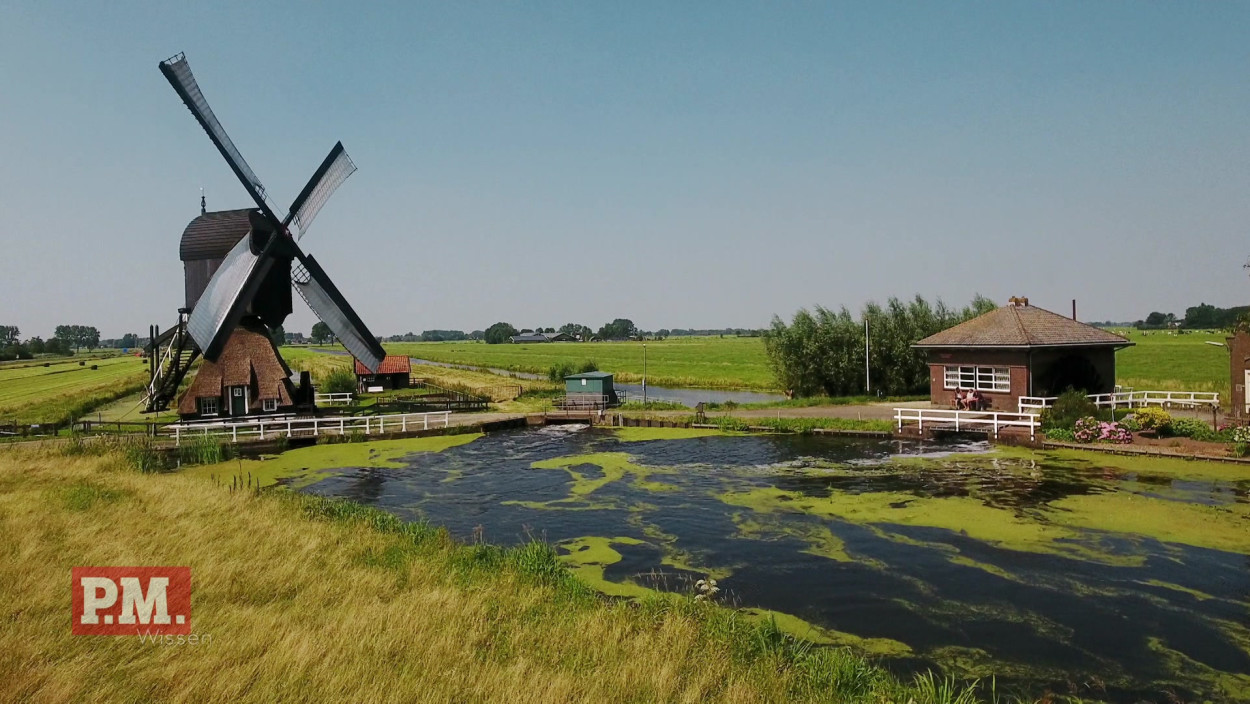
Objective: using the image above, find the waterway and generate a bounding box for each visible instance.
[197,427,1250,702]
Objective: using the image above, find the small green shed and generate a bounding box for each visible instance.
[564,371,619,405]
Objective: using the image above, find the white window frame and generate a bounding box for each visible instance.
[943,365,1010,393]
[262,398,278,412]
[199,396,219,416]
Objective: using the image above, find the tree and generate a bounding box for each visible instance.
[468,330,485,341]
[54,325,98,352]
[270,325,286,348]
[763,294,996,397]
[311,322,332,345]
[119,333,138,349]
[559,323,594,340]
[597,318,637,340]
[27,336,45,354]
[484,322,519,345]
[0,326,19,346]
[45,337,68,355]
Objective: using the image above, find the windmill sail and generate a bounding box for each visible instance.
[291,254,385,372]
[286,142,357,238]
[185,232,272,360]
[159,53,281,224]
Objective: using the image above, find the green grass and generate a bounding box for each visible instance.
[1106,328,1230,396]
[386,337,775,390]
[0,355,151,425]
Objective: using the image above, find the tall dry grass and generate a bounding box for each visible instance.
[0,447,1034,703]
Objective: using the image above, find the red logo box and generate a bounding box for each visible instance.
[72,567,191,636]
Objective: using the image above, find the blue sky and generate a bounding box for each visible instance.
[2,2,1248,338]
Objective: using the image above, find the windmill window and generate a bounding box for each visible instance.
[262,398,278,412]
[199,396,219,416]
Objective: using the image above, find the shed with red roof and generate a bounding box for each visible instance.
[355,355,411,392]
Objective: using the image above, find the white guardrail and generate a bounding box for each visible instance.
[167,411,451,446]
[1018,391,1219,413]
[895,408,1039,441]
[313,392,354,406]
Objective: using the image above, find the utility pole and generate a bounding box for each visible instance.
[642,342,648,408]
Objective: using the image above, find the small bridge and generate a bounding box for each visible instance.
[895,408,1039,441]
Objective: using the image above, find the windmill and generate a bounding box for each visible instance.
[143,53,384,415]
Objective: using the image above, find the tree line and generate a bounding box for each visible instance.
[763,295,996,397]
[1135,303,1250,330]
[0,324,104,361]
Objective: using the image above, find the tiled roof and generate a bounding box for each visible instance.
[179,208,255,261]
[356,355,410,375]
[913,305,1132,348]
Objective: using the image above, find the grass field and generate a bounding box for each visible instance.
[1106,328,1230,396]
[0,355,150,424]
[0,445,1001,703]
[386,337,775,390]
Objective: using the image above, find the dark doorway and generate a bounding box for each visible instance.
[1036,355,1102,396]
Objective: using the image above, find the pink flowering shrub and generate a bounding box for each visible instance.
[1073,416,1133,444]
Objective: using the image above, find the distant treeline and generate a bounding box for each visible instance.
[0,324,106,361]
[764,295,997,397]
[1133,303,1250,330]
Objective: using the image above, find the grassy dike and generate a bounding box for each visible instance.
[0,445,1057,704]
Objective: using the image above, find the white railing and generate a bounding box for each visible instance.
[167,411,451,446]
[314,392,354,406]
[895,408,1039,441]
[1018,390,1219,413]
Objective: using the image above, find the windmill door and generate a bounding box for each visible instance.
[229,386,248,416]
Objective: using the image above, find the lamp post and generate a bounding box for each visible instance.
[643,342,648,408]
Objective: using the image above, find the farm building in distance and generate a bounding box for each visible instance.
[356,355,412,392]
[177,320,300,419]
[912,298,1131,411]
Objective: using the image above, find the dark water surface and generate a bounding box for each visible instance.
[283,427,1250,702]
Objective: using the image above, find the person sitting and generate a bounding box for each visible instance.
[954,389,966,410]
[967,390,982,411]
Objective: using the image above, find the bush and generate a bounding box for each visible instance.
[1073,416,1132,444]
[1232,442,1250,458]
[1132,407,1172,432]
[1231,426,1250,444]
[1163,417,1219,441]
[1040,389,1101,430]
[321,367,357,395]
[546,360,598,384]
[1043,427,1076,442]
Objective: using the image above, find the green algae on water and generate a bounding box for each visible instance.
[557,536,654,598]
[612,427,739,443]
[180,433,482,488]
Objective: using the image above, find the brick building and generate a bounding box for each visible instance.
[1227,330,1250,417]
[355,355,412,392]
[912,298,1131,411]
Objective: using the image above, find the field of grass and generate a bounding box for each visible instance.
[0,355,150,425]
[386,337,775,390]
[1106,328,1230,396]
[0,445,1007,703]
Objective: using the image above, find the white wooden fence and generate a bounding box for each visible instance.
[895,408,1039,440]
[1018,390,1219,413]
[314,392,354,405]
[168,411,451,446]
